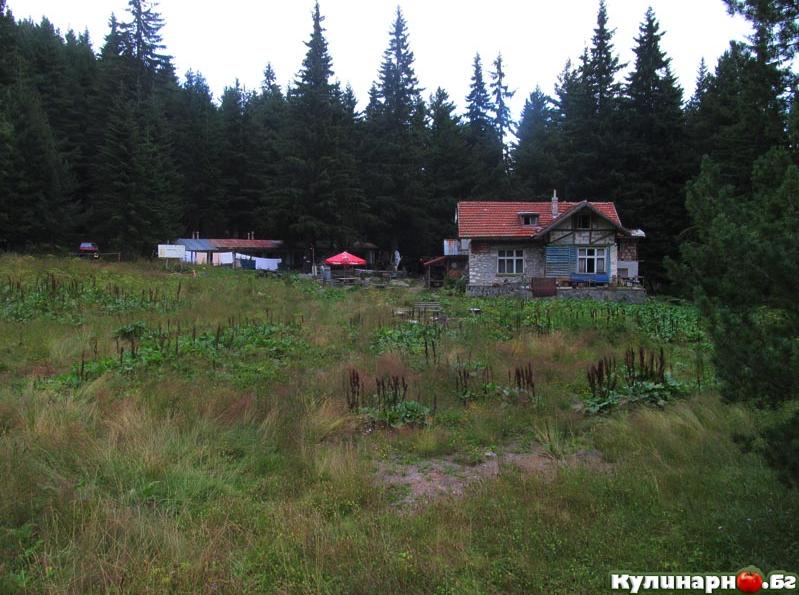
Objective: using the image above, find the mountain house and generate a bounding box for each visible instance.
[456,193,646,301]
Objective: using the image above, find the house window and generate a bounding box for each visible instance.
[520,213,539,226]
[498,249,524,274]
[575,214,591,230]
[578,247,606,274]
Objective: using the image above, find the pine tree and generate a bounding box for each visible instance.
[86,1,182,251]
[679,150,799,484]
[465,53,506,198]
[5,82,75,248]
[584,0,623,116]
[218,80,252,236]
[119,0,170,94]
[0,0,14,88]
[362,7,430,256]
[552,58,591,198]
[724,0,799,62]
[619,8,688,283]
[375,7,421,129]
[580,0,624,198]
[426,87,472,241]
[490,53,515,173]
[173,70,223,236]
[278,2,364,246]
[557,1,625,200]
[466,53,493,138]
[512,87,561,197]
[249,63,287,238]
[687,42,786,192]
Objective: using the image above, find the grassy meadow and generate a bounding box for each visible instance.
[0,255,797,593]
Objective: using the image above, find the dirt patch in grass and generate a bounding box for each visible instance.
[377,444,610,506]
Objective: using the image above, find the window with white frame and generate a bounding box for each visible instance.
[577,247,606,274]
[519,213,539,226]
[498,249,524,274]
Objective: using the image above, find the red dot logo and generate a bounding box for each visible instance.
[736,570,764,593]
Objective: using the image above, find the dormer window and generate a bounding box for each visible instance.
[575,213,591,230]
[519,213,539,226]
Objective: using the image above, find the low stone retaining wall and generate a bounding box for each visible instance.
[555,286,646,304]
[467,284,646,303]
[467,284,532,298]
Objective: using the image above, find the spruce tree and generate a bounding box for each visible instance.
[426,87,472,242]
[362,7,430,257]
[173,70,223,236]
[558,0,625,200]
[465,53,506,198]
[512,87,561,197]
[249,64,288,238]
[278,2,364,246]
[490,53,515,174]
[724,0,799,62]
[5,82,75,248]
[119,0,169,94]
[687,42,786,192]
[619,8,688,283]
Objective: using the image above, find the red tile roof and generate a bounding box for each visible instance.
[457,201,624,239]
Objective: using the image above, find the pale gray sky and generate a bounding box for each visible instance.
[13,0,752,118]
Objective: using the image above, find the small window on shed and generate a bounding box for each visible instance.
[519,213,539,226]
[575,213,591,230]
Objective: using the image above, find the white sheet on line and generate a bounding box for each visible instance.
[255,257,281,271]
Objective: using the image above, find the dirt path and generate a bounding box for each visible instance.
[377,444,610,506]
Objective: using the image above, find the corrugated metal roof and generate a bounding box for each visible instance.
[175,238,283,251]
[211,239,283,250]
[176,238,215,251]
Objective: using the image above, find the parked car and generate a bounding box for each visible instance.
[78,242,100,258]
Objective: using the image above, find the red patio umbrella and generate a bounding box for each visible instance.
[324,251,366,266]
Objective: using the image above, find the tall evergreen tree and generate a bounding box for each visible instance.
[118,0,169,94]
[4,81,74,247]
[580,0,624,198]
[465,53,506,198]
[279,2,364,246]
[512,87,561,197]
[725,0,799,62]
[490,53,515,173]
[425,87,472,242]
[556,1,624,200]
[687,42,786,192]
[619,8,688,282]
[173,70,222,236]
[249,64,288,238]
[362,7,430,257]
[88,0,181,252]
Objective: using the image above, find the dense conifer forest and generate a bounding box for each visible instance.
[2,0,794,282]
[2,2,799,588]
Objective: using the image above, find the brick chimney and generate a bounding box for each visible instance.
[551,189,559,219]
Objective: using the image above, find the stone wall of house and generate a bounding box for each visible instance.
[468,242,545,287]
[618,239,638,260]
